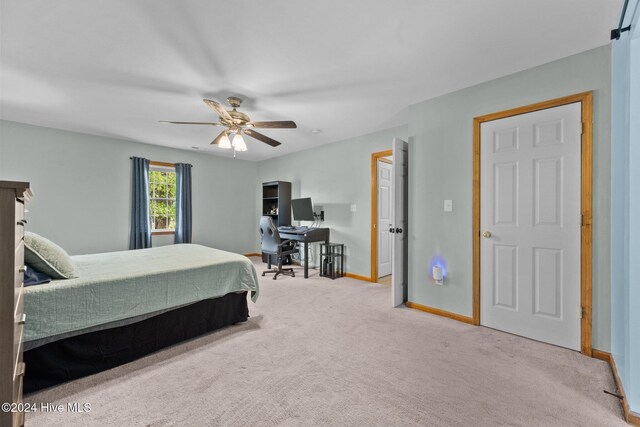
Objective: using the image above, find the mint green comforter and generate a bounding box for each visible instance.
[24,244,259,346]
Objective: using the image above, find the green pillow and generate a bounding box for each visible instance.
[24,232,78,279]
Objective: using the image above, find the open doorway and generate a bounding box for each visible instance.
[370,150,393,285]
[371,139,408,307]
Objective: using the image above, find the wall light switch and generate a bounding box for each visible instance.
[350,204,357,213]
[444,200,453,212]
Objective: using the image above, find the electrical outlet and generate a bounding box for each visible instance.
[444,200,453,212]
[350,204,357,212]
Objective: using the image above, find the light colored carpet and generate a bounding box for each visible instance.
[26,257,625,426]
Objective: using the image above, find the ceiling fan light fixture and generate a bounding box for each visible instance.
[163,97,295,151]
[232,132,248,152]
[219,132,232,149]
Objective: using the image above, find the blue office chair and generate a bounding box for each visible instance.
[259,216,298,279]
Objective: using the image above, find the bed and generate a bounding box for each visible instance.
[23,244,259,392]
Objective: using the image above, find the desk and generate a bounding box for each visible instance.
[278,228,330,278]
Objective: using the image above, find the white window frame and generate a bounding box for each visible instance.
[148,163,177,235]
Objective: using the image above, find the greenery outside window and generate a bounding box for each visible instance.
[149,162,176,235]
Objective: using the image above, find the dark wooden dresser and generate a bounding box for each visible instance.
[0,181,31,427]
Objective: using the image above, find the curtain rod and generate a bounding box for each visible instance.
[611,0,632,40]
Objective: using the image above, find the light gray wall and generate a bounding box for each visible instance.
[611,6,640,411]
[256,126,407,275]
[0,120,258,255]
[407,45,612,351]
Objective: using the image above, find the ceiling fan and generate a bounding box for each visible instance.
[161,96,296,152]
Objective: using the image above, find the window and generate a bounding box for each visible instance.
[149,162,176,234]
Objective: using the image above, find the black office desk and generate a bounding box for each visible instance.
[278,228,330,278]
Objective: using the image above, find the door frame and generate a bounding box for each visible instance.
[472,91,593,356]
[371,149,393,282]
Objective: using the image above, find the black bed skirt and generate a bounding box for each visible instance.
[24,292,249,393]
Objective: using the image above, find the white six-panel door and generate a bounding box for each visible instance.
[480,102,582,350]
[377,160,393,278]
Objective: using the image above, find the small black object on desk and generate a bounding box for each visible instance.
[320,243,344,279]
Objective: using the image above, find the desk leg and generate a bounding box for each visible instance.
[304,242,309,279]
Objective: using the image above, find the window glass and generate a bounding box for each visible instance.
[149,166,176,232]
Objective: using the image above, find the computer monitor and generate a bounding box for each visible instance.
[291,197,315,221]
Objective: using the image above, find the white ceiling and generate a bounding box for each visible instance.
[0,0,621,161]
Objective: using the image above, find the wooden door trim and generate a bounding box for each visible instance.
[371,150,394,283]
[472,91,593,356]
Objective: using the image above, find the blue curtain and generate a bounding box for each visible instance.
[129,157,152,249]
[175,163,193,244]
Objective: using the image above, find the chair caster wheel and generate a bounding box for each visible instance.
[261,273,265,276]
[292,273,295,277]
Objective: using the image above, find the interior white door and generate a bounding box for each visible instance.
[480,102,582,350]
[392,138,408,307]
[378,159,393,278]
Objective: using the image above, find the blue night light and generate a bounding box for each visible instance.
[429,254,447,285]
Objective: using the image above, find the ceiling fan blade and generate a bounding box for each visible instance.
[203,99,233,122]
[210,130,228,145]
[248,121,297,129]
[244,129,282,147]
[160,121,222,125]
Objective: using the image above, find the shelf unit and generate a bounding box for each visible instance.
[320,243,345,279]
[262,181,291,263]
[262,181,291,227]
